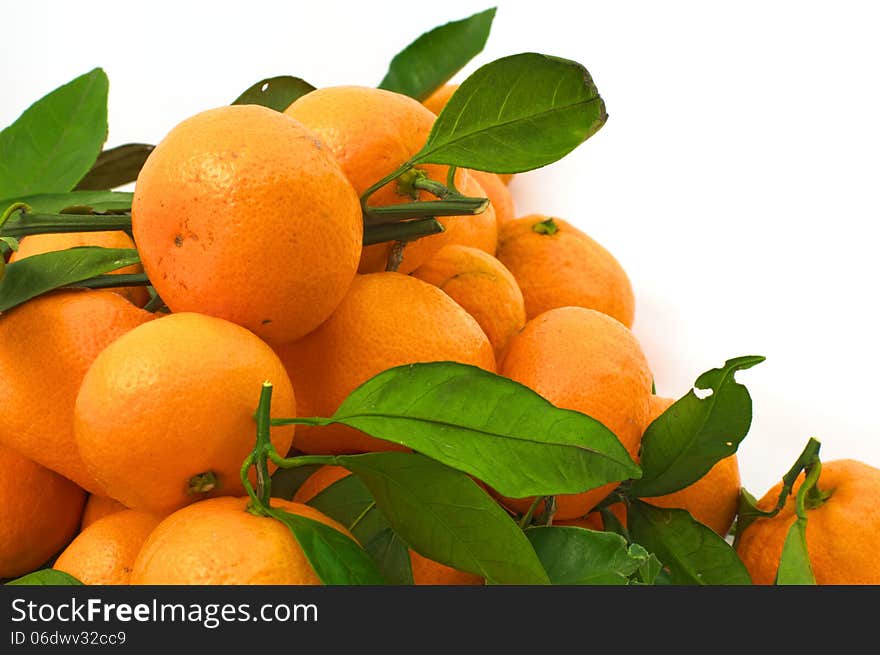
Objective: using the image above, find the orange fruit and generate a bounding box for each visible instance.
[291,464,352,504]
[80,495,127,530]
[497,215,635,327]
[10,231,149,306]
[497,307,652,520]
[639,396,741,535]
[54,510,163,585]
[736,459,880,585]
[469,170,514,226]
[293,466,482,585]
[413,245,526,359]
[285,86,493,273]
[556,503,628,531]
[130,497,351,584]
[423,84,513,186]
[422,83,459,115]
[275,272,495,454]
[0,445,86,578]
[74,312,296,514]
[0,290,154,493]
[132,104,362,345]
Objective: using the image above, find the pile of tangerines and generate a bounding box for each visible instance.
[2,73,879,586]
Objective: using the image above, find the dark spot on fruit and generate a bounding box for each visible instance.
[174,234,183,247]
[262,319,272,325]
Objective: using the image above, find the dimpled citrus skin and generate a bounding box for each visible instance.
[293,466,483,585]
[80,495,127,530]
[132,104,362,345]
[0,290,154,493]
[497,215,635,327]
[130,497,351,585]
[413,245,526,359]
[497,307,652,519]
[736,459,880,585]
[0,445,86,578]
[54,510,163,585]
[275,273,496,454]
[469,170,515,226]
[641,396,741,535]
[74,312,296,514]
[285,86,489,273]
[10,231,149,306]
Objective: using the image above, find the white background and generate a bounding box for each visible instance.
[3,0,878,495]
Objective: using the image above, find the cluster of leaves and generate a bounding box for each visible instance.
[2,8,822,587]
[256,357,777,586]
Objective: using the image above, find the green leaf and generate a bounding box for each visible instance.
[270,464,321,501]
[526,526,642,585]
[307,473,414,585]
[378,8,496,101]
[629,543,664,585]
[627,500,751,585]
[265,506,384,585]
[410,53,606,174]
[6,569,82,586]
[322,362,639,498]
[0,247,140,312]
[338,451,549,585]
[0,69,109,198]
[1,191,133,215]
[232,76,316,112]
[75,144,154,191]
[631,356,765,497]
[775,518,816,585]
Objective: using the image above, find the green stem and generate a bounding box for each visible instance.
[799,459,832,513]
[348,501,376,532]
[67,273,150,290]
[446,166,459,193]
[267,450,339,469]
[254,382,274,505]
[359,160,415,207]
[364,197,488,225]
[142,291,167,313]
[0,212,133,239]
[362,218,445,246]
[411,176,455,199]
[518,496,543,529]
[270,416,329,427]
[0,203,30,231]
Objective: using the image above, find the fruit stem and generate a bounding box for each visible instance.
[386,241,405,272]
[66,273,151,290]
[142,290,168,313]
[446,166,459,194]
[266,450,339,469]
[364,197,488,224]
[360,159,416,208]
[254,381,274,505]
[362,218,445,246]
[518,496,543,529]
[187,471,219,495]
[0,212,133,239]
[733,437,824,547]
[0,202,30,231]
[799,458,832,513]
[539,496,557,526]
